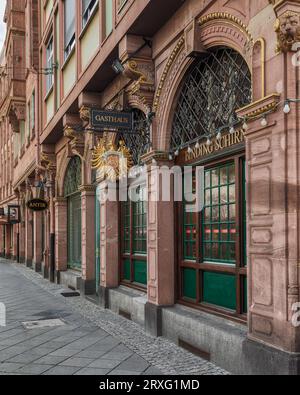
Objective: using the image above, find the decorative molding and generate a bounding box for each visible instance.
[198,12,254,43]
[236,93,281,119]
[141,150,171,165]
[153,36,185,113]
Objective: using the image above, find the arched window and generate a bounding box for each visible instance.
[171,47,251,151]
[64,156,82,198]
[64,156,82,270]
[119,109,149,288]
[173,47,251,320]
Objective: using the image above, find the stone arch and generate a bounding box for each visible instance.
[154,13,253,152]
[56,150,82,198]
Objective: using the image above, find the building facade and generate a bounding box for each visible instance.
[0,0,300,375]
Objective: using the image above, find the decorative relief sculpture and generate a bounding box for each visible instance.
[274,10,300,52]
[91,138,133,182]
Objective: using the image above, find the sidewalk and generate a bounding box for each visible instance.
[0,259,228,375]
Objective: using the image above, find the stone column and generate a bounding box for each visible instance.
[98,181,120,308]
[19,220,25,263]
[12,225,18,261]
[142,151,175,336]
[54,198,68,282]
[0,226,4,257]
[80,185,96,295]
[33,212,42,272]
[237,28,300,371]
[25,208,33,267]
[5,225,11,259]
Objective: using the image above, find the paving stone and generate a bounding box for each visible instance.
[116,355,150,373]
[17,364,54,375]
[49,348,80,358]
[7,352,41,364]
[43,366,81,375]
[75,367,111,376]
[34,355,69,365]
[88,358,123,370]
[108,370,142,376]
[0,362,24,373]
[59,357,95,368]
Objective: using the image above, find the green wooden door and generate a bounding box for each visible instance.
[64,156,82,271]
[67,193,82,270]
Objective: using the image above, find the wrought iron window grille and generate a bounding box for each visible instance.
[171,47,252,153]
[118,109,151,165]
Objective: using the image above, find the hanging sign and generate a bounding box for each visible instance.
[27,199,48,212]
[91,110,133,131]
[8,205,21,224]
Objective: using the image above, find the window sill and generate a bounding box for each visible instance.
[62,45,76,71]
[179,299,247,325]
[44,85,54,102]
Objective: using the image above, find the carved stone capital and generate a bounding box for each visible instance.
[272,0,300,52]
[123,58,155,111]
[64,126,85,159]
[8,102,26,133]
[79,106,91,123]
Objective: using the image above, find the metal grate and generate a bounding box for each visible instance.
[118,109,150,165]
[64,156,82,197]
[171,47,252,150]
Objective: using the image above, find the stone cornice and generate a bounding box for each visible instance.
[236,93,281,119]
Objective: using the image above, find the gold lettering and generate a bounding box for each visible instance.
[183,129,245,163]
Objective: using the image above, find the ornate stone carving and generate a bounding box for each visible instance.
[79,106,91,123]
[124,59,155,112]
[63,126,85,159]
[153,36,185,114]
[8,102,26,133]
[274,11,300,53]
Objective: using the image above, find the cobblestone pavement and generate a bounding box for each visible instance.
[0,259,228,375]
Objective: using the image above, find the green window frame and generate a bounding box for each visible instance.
[64,157,82,271]
[121,185,147,288]
[180,155,248,320]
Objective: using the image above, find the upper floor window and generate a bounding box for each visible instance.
[82,0,97,28]
[117,0,128,12]
[46,38,54,94]
[64,0,76,59]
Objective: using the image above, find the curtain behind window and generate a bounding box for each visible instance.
[64,0,75,49]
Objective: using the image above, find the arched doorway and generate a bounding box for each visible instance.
[64,156,82,270]
[172,47,252,320]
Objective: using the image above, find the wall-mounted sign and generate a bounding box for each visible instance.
[91,110,133,131]
[8,205,21,224]
[184,129,245,163]
[92,138,133,182]
[27,199,48,212]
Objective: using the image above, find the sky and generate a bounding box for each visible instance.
[0,1,6,52]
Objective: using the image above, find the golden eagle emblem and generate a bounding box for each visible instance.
[92,138,133,181]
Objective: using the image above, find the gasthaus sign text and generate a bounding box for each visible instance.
[91,110,133,130]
